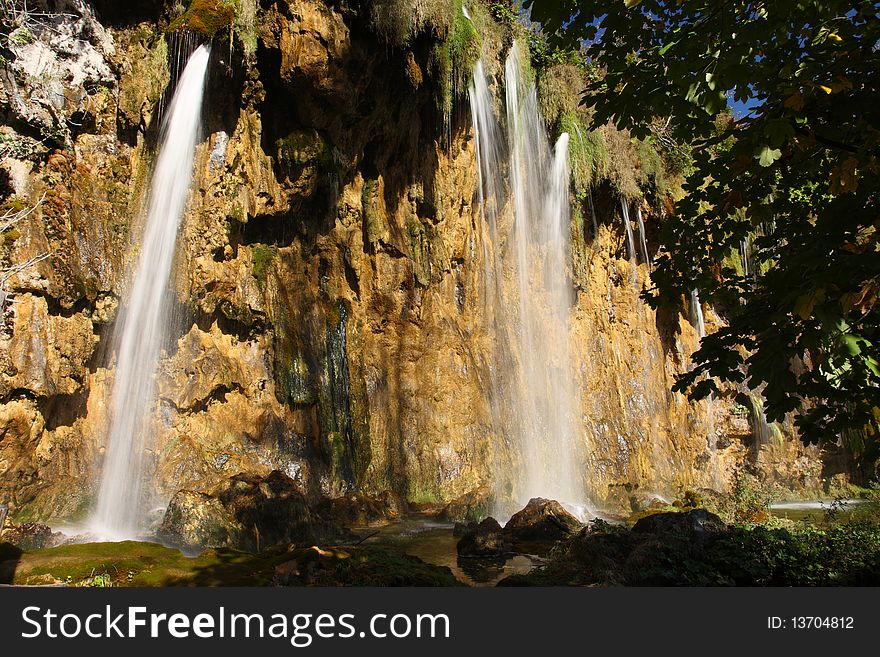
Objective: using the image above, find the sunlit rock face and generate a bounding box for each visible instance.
[0,1,825,525]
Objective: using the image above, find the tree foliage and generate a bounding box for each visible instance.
[525,0,880,460]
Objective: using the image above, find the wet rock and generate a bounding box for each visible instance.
[159,470,350,552]
[156,324,270,411]
[157,491,235,551]
[0,521,64,551]
[438,485,490,523]
[629,490,670,513]
[321,490,405,527]
[456,517,508,557]
[504,498,582,544]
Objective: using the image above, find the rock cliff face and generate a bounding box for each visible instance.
[0,0,825,525]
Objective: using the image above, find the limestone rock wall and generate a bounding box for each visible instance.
[0,0,824,523]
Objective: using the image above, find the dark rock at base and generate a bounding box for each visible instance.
[0,522,65,551]
[159,470,352,552]
[631,508,724,546]
[504,498,582,543]
[321,490,405,527]
[158,491,234,551]
[438,486,490,523]
[270,544,463,587]
[456,517,508,557]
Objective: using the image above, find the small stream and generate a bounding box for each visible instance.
[356,516,542,587]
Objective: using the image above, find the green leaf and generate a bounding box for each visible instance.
[765,119,795,148]
[842,334,862,356]
[659,40,678,55]
[705,72,717,91]
[755,145,782,167]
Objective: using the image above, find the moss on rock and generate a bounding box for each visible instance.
[168,0,237,36]
[250,243,277,285]
[275,129,335,171]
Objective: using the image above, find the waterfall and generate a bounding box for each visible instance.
[91,44,211,539]
[689,288,706,339]
[740,236,753,278]
[470,44,585,520]
[619,199,637,264]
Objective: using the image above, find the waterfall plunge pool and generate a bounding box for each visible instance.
[353,515,543,587]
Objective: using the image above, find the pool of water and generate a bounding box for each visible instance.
[355,516,542,587]
[768,499,867,523]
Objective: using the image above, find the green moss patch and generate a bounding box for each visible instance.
[251,244,277,285]
[1,540,461,587]
[275,129,335,171]
[168,0,237,36]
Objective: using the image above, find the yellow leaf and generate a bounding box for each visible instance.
[827,32,843,42]
[840,292,859,313]
[794,288,826,320]
[818,85,833,94]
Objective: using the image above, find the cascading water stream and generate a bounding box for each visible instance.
[636,206,650,268]
[689,288,706,339]
[91,44,211,539]
[470,44,585,520]
[619,199,637,265]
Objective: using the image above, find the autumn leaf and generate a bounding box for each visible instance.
[783,91,804,111]
[830,157,859,194]
[827,76,853,93]
[794,288,826,320]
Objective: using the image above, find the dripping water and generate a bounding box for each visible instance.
[157,31,201,126]
[619,199,637,263]
[636,205,650,268]
[689,288,706,339]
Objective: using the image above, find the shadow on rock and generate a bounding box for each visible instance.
[158,470,353,553]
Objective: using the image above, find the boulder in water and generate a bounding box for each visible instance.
[504,498,582,544]
[456,517,508,557]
